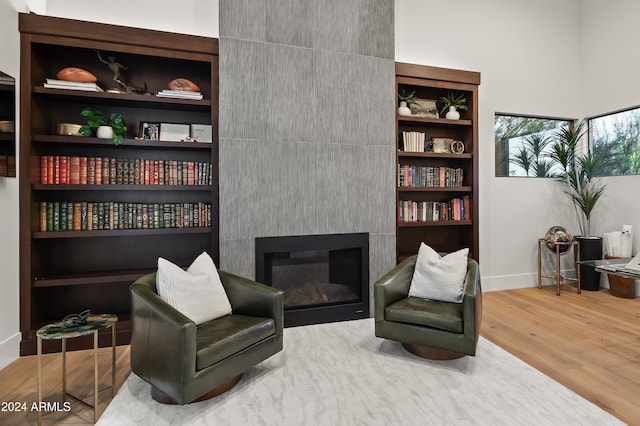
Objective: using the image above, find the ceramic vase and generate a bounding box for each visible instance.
[445,106,460,120]
[398,101,411,116]
[96,125,113,139]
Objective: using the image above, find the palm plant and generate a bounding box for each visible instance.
[547,120,606,236]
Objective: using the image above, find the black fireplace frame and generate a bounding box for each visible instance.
[255,233,369,327]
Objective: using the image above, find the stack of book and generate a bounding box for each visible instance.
[43,78,104,92]
[156,89,203,100]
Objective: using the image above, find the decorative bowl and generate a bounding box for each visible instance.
[56,123,83,136]
[0,120,14,133]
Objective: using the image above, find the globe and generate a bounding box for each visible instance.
[544,226,573,255]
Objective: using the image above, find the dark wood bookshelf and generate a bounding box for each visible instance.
[19,13,219,355]
[395,62,480,262]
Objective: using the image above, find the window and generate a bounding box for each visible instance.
[589,107,640,176]
[495,114,573,177]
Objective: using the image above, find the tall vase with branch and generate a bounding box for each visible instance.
[548,120,606,237]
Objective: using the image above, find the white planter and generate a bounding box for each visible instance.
[96,125,113,139]
[398,101,411,116]
[445,106,460,120]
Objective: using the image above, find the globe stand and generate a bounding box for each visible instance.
[537,239,581,296]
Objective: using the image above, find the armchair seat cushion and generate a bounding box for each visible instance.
[385,296,463,333]
[196,315,275,371]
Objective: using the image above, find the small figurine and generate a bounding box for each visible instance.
[95,50,148,94]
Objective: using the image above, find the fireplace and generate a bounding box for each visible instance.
[255,233,369,327]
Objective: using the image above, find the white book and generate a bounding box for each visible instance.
[43,83,104,92]
[156,92,203,100]
[44,79,104,92]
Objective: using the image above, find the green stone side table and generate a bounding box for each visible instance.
[36,314,117,425]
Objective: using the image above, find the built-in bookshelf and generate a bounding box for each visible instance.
[395,63,479,262]
[19,14,219,354]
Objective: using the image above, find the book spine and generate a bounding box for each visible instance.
[101,157,109,184]
[40,156,48,184]
[60,156,68,184]
[116,158,123,185]
[79,157,88,185]
[87,157,95,185]
[52,202,60,231]
[73,202,81,230]
[81,202,88,230]
[134,159,140,185]
[95,157,101,185]
[109,158,117,184]
[40,202,47,231]
[46,202,53,231]
[69,156,80,185]
[66,202,73,230]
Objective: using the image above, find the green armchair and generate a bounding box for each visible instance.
[130,269,283,404]
[374,255,482,359]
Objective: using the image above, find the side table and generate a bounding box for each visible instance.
[537,238,581,296]
[36,313,117,425]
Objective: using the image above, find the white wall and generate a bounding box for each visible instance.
[45,0,219,37]
[580,0,640,257]
[396,0,586,291]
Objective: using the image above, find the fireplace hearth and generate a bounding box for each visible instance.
[255,233,369,327]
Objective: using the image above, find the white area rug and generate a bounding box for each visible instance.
[98,318,622,425]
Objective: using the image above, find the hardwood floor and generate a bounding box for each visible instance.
[482,284,640,425]
[0,345,131,425]
[0,285,637,425]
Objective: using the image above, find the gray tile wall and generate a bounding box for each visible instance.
[219,0,396,305]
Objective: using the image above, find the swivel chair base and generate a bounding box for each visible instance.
[402,343,465,360]
[151,374,243,404]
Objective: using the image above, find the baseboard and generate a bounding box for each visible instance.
[0,332,20,371]
[483,272,640,296]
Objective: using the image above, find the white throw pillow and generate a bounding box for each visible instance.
[408,243,469,303]
[156,252,232,324]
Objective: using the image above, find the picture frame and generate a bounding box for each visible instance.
[139,121,160,141]
[432,137,454,153]
[409,98,439,118]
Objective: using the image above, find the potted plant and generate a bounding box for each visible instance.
[439,92,468,120]
[79,107,128,145]
[397,89,417,116]
[548,120,606,290]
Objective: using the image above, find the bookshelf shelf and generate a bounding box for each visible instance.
[398,186,472,192]
[32,270,155,288]
[398,220,472,227]
[32,184,212,191]
[395,62,480,262]
[19,13,219,355]
[32,135,213,149]
[32,86,212,110]
[397,152,473,159]
[33,227,212,239]
[397,116,472,126]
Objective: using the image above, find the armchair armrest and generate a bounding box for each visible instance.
[218,270,284,335]
[130,273,197,385]
[462,258,482,338]
[374,255,416,321]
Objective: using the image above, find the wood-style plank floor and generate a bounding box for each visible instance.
[482,284,640,425]
[0,285,638,425]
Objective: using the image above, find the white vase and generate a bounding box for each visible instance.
[96,125,113,139]
[445,106,460,120]
[398,101,411,116]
